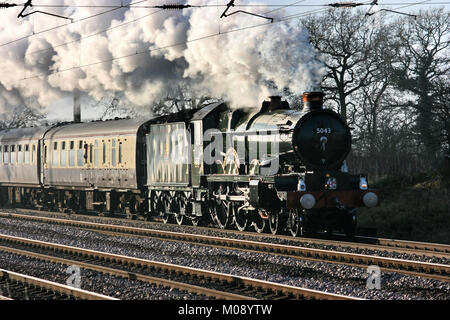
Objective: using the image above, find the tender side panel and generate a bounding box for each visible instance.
[146,122,190,186]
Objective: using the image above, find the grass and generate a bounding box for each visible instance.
[357,173,450,244]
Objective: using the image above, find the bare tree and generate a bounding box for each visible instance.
[152,83,222,116]
[390,8,450,155]
[301,9,387,124]
[95,93,140,120]
[302,8,449,178]
[0,99,46,129]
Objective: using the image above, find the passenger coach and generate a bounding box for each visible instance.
[0,118,153,217]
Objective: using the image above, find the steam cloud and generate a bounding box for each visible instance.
[0,0,325,119]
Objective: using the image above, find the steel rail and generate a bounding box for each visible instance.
[0,245,250,300]
[356,236,450,254]
[3,209,449,258]
[0,233,360,300]
[0,268,117,300]
[0,212,448,281]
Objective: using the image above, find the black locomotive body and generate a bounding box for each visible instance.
[137,91,378,235]
[0,92,378,237]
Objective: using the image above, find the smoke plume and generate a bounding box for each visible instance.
[0,0,325,119]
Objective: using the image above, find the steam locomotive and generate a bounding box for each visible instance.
[0,92,378,236]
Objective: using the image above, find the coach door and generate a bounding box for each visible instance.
[81,140,93,187]
[191,121,203,187]
[39,139,46,185]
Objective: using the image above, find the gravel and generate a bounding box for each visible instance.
[0,215,448,300]
[3,209,448,264]
[0,250,204,300]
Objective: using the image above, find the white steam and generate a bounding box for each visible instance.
[0,0,325,119]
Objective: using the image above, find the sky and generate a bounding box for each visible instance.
[0,0,448,122]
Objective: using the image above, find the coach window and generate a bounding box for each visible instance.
[61,141,66,167]
[69,141,75,167]
[78,141,84,166]
[53,142,58,166]
[3,146,8,164]
[32,145,36,164]
[24,145,30,164]
[18,145,23,164]
[89,144,93,164]
[10,145,16,164]
[118,142,123,164]
[0,145,2,165]
[94,140,99,167]
[111,139,117,167]
[102,141,106,165]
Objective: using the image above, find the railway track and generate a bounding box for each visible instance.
[355,236,450,255]
[0,268,116,300]
[0,233,359,300]
[0,211,449,282]
[3,209,450,258]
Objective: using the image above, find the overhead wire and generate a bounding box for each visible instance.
[15,2,450,9]
[1,0,448,48]
[3,0,447,85]
[0,0,150,48]
[365,0,433,17]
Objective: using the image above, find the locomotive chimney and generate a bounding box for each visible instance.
[73,91,81,123]
[269,96,282,111]
[261,96,290,112]
[302,92,324,112]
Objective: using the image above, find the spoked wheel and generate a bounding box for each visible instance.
[191,217,201,226]
[253,210,267,233]
[175,214,184,225]
[161,213,171,224]
[175,195,186,225]
[233,205,248,232]
[213,200,230,229]
[288,210,304,237]
[210,186,231,229]
[268,211,279,235]
[156,192,171,224]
